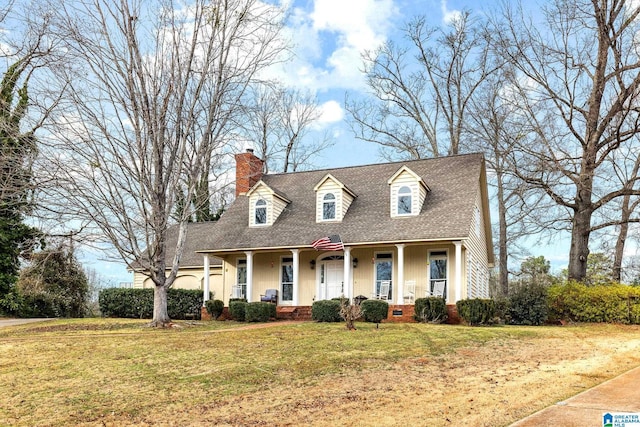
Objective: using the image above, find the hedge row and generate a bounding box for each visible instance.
[455,282,640,326]
[225,300,276,322]
[548,282,640,324]
[99,288,208,320]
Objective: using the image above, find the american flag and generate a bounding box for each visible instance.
[311,234,344,251]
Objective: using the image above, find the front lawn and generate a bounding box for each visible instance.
[1,319,639,426]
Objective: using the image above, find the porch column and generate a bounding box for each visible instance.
[396,244,405,305]
[203,255,210,306]
[454,241,463,302]
[291,249,300,305]
[245,251,254,302]
[343,246,352,300]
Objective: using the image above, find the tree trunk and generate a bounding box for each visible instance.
[151,284,171,327]
[612,193,632,282]
[496,168,509,296]
[567,201,593,282]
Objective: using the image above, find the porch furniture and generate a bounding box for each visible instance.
[231,285,245,299]
[373,280,391,300]
[403,280,416,304]
[430,280,446,298]
[260,289,278,303]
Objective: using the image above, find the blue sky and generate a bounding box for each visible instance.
[77,0,572,284]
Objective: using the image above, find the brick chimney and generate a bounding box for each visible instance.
[235,149,264,196]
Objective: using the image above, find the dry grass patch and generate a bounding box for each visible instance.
[1,320,639,426]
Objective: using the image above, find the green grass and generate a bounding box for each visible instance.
[1,319,639,426]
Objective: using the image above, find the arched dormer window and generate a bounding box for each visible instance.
[255,199,267,225]
[323,193,336,220]
[397,186,412,215]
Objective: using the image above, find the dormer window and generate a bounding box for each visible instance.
[397,186,412,215]
[254,199,267,225]
[314,174,356,223]
[323,193,336,220]
[388,166,430,218]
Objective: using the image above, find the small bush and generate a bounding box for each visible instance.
[205,299,224,319]
[228,300,247,321]
[414,297,448,323]
[311,300,342,322]
[245,302,276,322]
[361,299,389,323]
[508,283,548,325]
[456,298,495,326]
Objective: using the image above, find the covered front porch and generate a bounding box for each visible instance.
[199,240,476,309]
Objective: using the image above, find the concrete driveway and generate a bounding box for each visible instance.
[0,318,55,328]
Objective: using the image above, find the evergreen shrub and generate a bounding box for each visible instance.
[228,300,247,321]
[456,298,495,326]
[508,283,548,325]
[311,300,342,322]
[361,299,389,323]
[245,302,276,322]
[414,297,448,323]
[98,288,208,320]
[205,299,224,319]
[548,281,640,324]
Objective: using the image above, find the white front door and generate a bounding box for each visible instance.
[323,260,344,299]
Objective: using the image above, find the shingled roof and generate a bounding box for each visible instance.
[196,153,491,255]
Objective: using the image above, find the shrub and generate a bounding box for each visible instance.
[361,299,389,323]
[166,289,205,320]
[98,288,209,320]
[456,298,495,326]
[414,297,448,323]
[205,299,224,319]
[508,283,548,325]
[245,302,276,322]
[228,300,247,321]
[311,300,342,322]
[548,281,640,324]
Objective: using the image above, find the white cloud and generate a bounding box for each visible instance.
[315,100,344,127]
[271,0,398,92]
[440,0,462,25]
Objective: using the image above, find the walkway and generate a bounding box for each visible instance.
[510,365,640,427]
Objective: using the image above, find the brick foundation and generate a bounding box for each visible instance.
[383,304,417,323]
[446,304,460,324]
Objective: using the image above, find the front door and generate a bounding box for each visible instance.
[322,260,344,299]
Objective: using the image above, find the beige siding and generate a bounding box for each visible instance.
[465,186,491,298]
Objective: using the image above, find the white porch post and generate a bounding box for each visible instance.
[396,244,405,305]
[343,247,351,299]
[203,255,210,306]
[291,249,300,305]
[454,241,463,302]
[245,251,254,302]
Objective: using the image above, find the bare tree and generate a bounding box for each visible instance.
[346,11,497,159]
[241,84,332,173]
[466,69,545,296]
[493,0,640,282]
[38,0,286,326]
